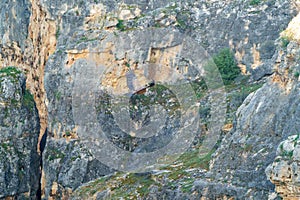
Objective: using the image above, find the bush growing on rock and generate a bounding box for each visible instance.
[213,48,240,85]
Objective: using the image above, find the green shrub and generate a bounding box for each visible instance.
[116,19,126,31]
[23,89,35,110]
[281,36,290,48]
[0,66,21,79]
[249,0,261,5]
[294,71,299,79]
[213,48,240,85]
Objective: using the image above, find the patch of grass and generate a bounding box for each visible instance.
[120,174,155,197]
[0,66,21,74]
[165,147,216,181]
[168,169,189,180]
[76,176,109,197]
[181,178,194,193]
[76,36,98,44]
[75,172,159,199]
[190,78,208,99]
[0,66,21,81]
[55,91,62,101]
[243,144,253,152]
[47,148,65,161]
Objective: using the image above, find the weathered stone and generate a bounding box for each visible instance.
[0,0,300,199]
[0,67,40,199]
[266,135,300,200]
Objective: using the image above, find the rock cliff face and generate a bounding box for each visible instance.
[0,67,40,199]
[266,135,300,200]
[1,0,300,199]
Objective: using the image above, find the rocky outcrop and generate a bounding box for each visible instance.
[266,135,300,200]
[209,35,300,199]
[0,67,40,199]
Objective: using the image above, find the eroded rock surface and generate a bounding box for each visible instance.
[266,135,300,200]
[0,67,40,199]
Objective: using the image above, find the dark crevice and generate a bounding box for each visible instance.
[36,128,47,200]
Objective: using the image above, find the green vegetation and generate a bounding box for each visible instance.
[74,144,217,198]
[75,173,159,199]
[293,134,300,147]
[176,18,187,29]
[249,0,261,5]
[55,91,62,101]
[76,36,98,44]
[65,131,71,136]
[243,144,253,152]
[294,72,299,79]
[23,89,35,111]
[180,178,194,193]
[177,148,215,170]
[116,19,126,31]
[190,78,208,99]
[1,143,11,151]
[212,48,240,85]
[279,143,294,159]
[47,149,65,161]
[56,26,60,39]
[125,62,130,68]
[281,36,290,48]
[0,66,21,81]
[130,83,180,116]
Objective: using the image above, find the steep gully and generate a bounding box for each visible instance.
[0,0,57,198]
[27,0,57,198]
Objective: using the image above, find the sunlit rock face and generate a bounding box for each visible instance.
[266,135,300,200]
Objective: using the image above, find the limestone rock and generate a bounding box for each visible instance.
[266,135,300,200]
[0,67,40,199]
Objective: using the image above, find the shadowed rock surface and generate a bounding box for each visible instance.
[0,67,40,199]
